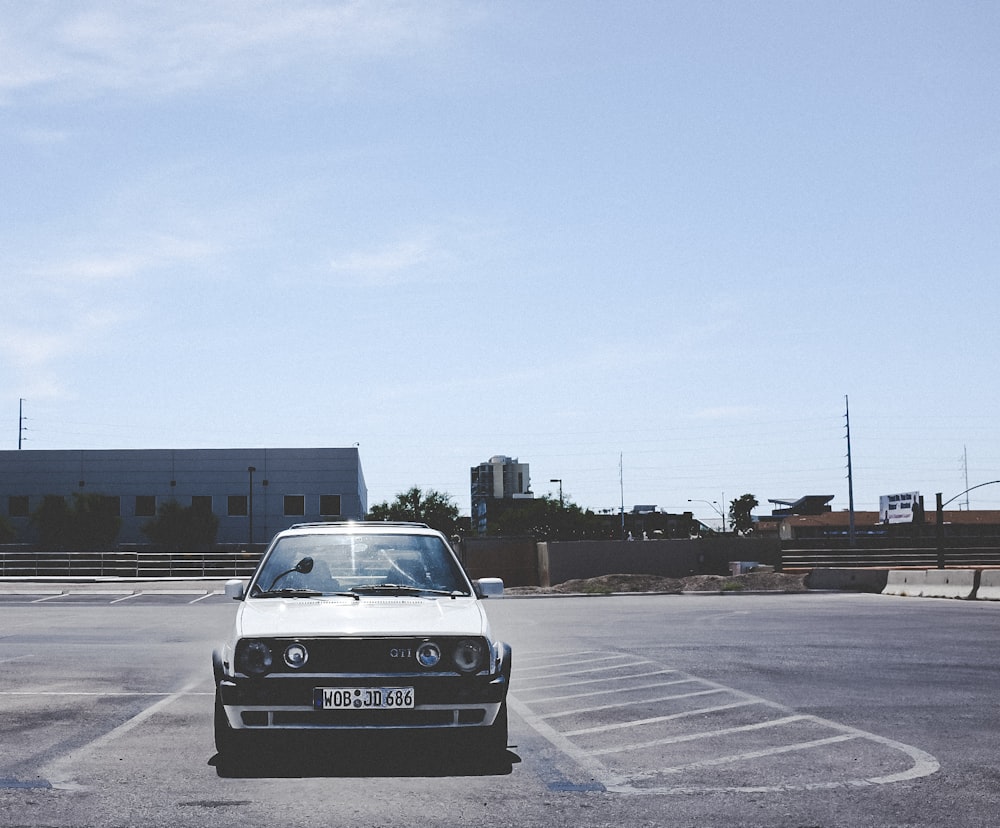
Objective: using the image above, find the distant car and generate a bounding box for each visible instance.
[213,521,510,764]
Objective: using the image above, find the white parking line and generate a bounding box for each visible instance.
[636,732,862,777]
[517,653,636,673]
[517,650,608,670]
[519,668,682,693]
[562,689,749,735]
[519,660,653,682]
[0,690,211,697]
[511,651,941,796]
[533,679,694,719]
[587,714,810,754]
[38,678,203,791]
[508,693,629,789]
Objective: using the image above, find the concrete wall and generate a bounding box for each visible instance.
[456,536,539,586]
[805,568,889,592]
[457,536,781,588]
[539,538,781,587]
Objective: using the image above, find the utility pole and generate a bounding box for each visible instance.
[18,398,26,449]
[963,446,971,510]
[845,395,856,546]
[619,452,625,540]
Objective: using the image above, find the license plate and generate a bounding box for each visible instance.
[314,687,415,710]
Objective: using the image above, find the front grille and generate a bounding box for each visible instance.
[269,709,463,727]
[241,637,490,675]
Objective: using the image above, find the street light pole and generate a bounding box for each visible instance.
[550,478,563,507]
[935,480,1000,569]
[688,499,726,533]
[247,466,256,547]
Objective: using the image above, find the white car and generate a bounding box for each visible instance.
[213,521,509,764]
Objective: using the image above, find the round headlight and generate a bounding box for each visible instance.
[452,638,486,673]
[283,642,309,669]
[416,641,442,668]
[237,640,273,676]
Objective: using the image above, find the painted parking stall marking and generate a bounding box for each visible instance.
[511,649,939,795]
[0,589,228,605]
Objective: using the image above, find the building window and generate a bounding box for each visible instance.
[135,496,156,518]
[192,496,213,512]
[8,495,29,518]
[319,494,342,517]
[103,496,121,517]
[284,495,305,516]
[228,495,248,517]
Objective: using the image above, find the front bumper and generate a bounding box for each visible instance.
[218,672,507,731]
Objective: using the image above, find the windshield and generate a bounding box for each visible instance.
[250,532,471,597]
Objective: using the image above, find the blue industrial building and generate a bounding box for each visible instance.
[0,447,366,548]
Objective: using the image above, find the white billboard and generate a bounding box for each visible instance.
[879,492,922,524]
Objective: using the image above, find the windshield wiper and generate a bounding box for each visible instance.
[251,587,323,599]
[350,584,467,598]
[250,584,363,601]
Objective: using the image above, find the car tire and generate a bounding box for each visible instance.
[488,699,508,753]
[452,701,509,769]
[214,689,249,762]
[480,700,509,755]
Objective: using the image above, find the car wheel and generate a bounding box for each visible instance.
[214,690,248,761]
[475,700,508,756]
[489,700,509,752]
[452,702,509,769]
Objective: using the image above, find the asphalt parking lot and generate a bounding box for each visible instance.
[1,583,998,827]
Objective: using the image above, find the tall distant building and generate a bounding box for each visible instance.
[470,455,532,535]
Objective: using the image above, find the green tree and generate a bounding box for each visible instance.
[368,487,460,536]
[0,514,16,543]
[71,493,123,550]
[31,495,74,550]
[489,496,607,541]
[142,499,219,551]
[30,493,122,550]
[729,493,759,535]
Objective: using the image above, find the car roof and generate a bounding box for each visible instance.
[279,521,439,536]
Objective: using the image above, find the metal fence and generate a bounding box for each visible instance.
[0,549,262,578]
[781,545,1000,571]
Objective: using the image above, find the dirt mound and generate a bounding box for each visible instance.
[505,571,807,595]
[678,572,807,592]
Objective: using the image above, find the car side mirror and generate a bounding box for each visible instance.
[475,577,504,598]
[224,579,246,601]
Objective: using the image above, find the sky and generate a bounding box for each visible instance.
[2,1,998,527]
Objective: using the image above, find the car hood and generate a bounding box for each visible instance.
[234,595,492,639]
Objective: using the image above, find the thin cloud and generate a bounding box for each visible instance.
[25,234,216,286]
[330,241,433,285]
[329,230,457,287]
[0,307,124,400]
[693,406,765,421]
[2,233,217,399]
[11,125,71,145]
[0,1,472,102]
